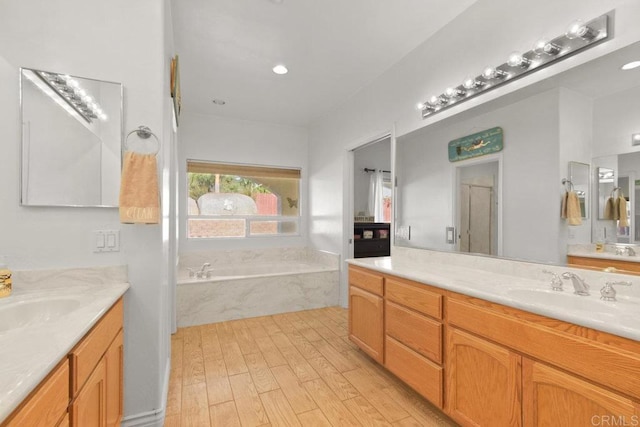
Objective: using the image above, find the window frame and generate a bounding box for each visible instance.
[186,160,302,240]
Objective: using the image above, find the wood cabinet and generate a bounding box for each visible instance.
[568,255,640,276]
[1,298,124,427]
[70,298,124,427]
[523,358,640,427]
[70,357,107,427]
[349,284,384,363]
[447,327,522,426]
[348,264,640,427]
[2,360,69,427]
[384,276,444,407]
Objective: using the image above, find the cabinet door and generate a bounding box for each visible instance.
[523,358,640,427]
[71,357,107,427]
[447,327,522,426]
[105,330,124,427]
[349,285,384,363]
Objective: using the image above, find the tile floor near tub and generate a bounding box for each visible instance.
[164,306,457,427]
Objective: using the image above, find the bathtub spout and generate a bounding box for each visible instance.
[196,263,212,279]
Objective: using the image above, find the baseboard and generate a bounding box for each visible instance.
[121,358,171,427]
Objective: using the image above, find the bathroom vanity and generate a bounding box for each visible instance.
[0,270,129,427]
[348,258,640,426]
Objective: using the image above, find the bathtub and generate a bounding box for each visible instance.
[176,248,340,327]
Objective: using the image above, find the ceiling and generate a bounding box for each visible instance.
[172,0,477,126]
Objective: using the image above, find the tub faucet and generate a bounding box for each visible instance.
[561,272,590,296]
[196,262,211,279]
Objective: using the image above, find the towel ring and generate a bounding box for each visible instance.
[125,126,160,155]
[561,178,574,191]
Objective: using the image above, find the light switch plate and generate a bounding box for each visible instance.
[93,230,120,253]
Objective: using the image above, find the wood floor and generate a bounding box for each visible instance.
[164,306,457,427]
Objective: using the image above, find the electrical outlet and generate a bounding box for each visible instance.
[396,225,411,240]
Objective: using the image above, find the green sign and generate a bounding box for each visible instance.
[448,127,503,162]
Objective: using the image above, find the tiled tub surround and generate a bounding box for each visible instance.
[177,248,340,326]
[358,247,640,341]
[0,266,129,423]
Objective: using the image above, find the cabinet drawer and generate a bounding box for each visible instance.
[348,266,383,296]
[385,301,442,363]
[4,359,69,427]
[385,336,443,408]
[385,277,442,319]
[70,298,123,395]
[448,296,640,399]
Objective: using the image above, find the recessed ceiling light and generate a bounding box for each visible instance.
[212,99,226,105]
[272,65,288,75]
[621,61,640,70]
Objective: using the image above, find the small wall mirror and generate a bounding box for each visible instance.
[568,161,589,219]
[20,68,123,207]
[597,167,615,220]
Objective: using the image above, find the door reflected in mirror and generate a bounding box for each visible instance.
[20,68,123,207]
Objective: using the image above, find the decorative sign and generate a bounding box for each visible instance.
[448,127,503,162]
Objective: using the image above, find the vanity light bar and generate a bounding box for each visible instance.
[34,71,107,123]
[419,13,610,119]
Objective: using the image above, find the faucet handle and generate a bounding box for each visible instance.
[600,281,631,301]
[187,268,196,278]
[542,270,563,291]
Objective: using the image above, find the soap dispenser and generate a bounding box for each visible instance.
[0,256,12,298]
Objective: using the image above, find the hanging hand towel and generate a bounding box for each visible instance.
[119,151,159,224]
[560,191,568,219]
[604,197,615,220]
[566,191,582,226]
[618,196,629,227]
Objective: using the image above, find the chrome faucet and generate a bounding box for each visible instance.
[561,272,590,296]
[196,262,212,279]
[626,246,636,256]
[600,280,632,301]
[542,270,563,291]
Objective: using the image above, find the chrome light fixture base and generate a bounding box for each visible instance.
[420,12,611,119]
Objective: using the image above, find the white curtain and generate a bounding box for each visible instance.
[368,170,384,222]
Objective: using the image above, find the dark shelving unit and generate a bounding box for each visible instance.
[353,222,391,258]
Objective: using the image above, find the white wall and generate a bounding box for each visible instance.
[178,112,309,253]
[0,1,173,425]
[308,0,640,306]
[353,138,391,216]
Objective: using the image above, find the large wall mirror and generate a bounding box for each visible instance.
[395,40,640,266]
[20,68,123,207]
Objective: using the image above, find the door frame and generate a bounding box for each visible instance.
[452,153,503,257]
[341,127,395,306]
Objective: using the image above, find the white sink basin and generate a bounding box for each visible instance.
[0,298,81,332]
[505,288,612,313]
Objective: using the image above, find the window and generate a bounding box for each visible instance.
[187,161,301,238]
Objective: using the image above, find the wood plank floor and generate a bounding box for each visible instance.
[164,306,457,427]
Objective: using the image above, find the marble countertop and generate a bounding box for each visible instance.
[347,257,639,342]
[0,267,129,423]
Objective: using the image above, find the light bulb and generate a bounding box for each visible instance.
[633,133,640,145]
[428,95,446,107]
[565,19,598,40]
[533,38,561,56]
[68,79,79,88]
[416,103,426,110]
[463,76,483,90]
[445,87,465,99]
[99,113,108,121]
[482,66,507,80]
[507,51,531,68]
